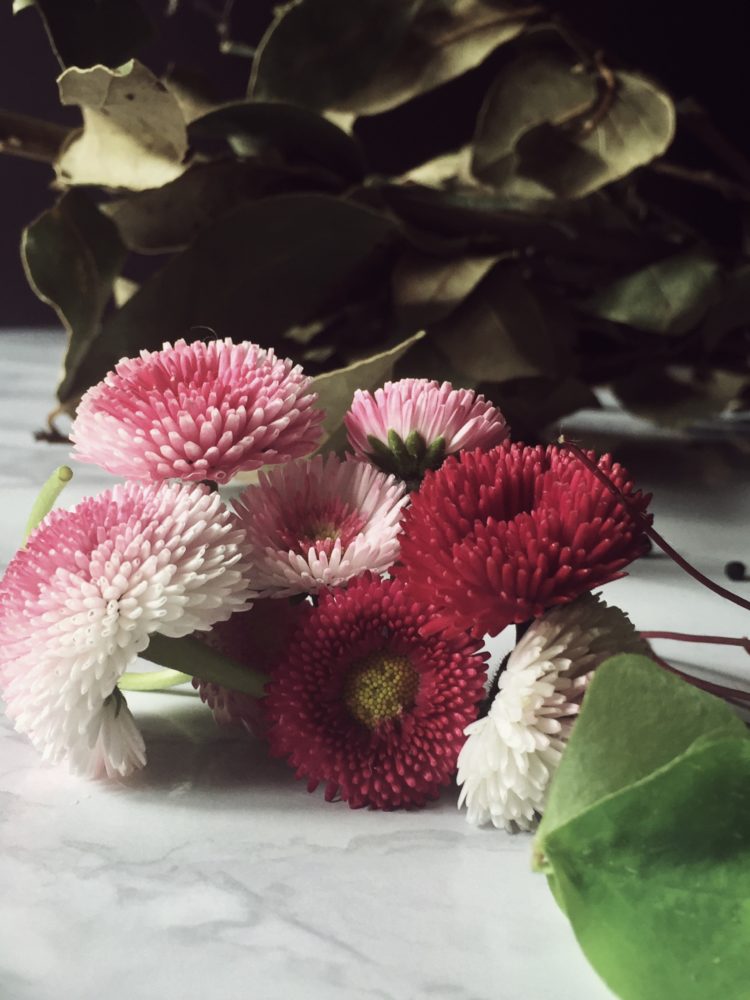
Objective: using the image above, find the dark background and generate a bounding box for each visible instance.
[1,0,747,328]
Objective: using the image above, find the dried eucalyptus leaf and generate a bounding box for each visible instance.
[698,264,750,351]
[101,160,288,254]
[249,0,422,110]
[333,0,533,116]
[484,376,599,436]
[62,193,399,407]
[377,183,657,265]
[613,368,747,427]
[582,251,721,335]
[473,52,675,199]
[392,249,501,326]
[56,61,188,191]
[21,190,126,407]
[311,330,425,451]
[433,266,555,382]
[113,277,139,308]
[189,101,365,180]
[22,0,153,69]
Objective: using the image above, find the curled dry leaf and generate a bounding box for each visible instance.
[473,51,676,199]
[56,60,188,191]
[392,249,502,326]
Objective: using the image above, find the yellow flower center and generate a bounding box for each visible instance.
[344,651,420,729]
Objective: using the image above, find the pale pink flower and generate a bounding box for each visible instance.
[233,454,408,596]
[0,482,253,778]
[71,338,324,484]
[344,378,508,477]
[457,593,649,831]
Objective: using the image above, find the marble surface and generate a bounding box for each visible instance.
[1,330,749,1000]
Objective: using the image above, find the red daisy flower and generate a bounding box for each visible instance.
[395,442,651,638]
[263,575,487,809]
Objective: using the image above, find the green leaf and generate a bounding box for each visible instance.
[249,0,422,110]
[432,265,555,383]
[21,189,126,407]
[472,51,675,199]
[56,61,188,192]
[330,0,534,116]
[189,101,365,181]
[23,0,153,68]
[535,656,750,1000]
[698,263,750,352]
[61,194,399,408]
[582,251,721,335]
[311,330,425,452]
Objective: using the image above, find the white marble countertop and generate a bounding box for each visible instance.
[1,330,748,1000]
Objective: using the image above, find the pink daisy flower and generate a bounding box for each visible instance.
[264,575,488,809]
[233,454,408,596]
[344,378,508,478]
[0,482,253,778]
[71,338,324,484]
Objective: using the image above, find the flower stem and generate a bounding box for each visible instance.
[142,633,269,698]
[560,438,750,614]
[641,630,750,653]
[24,465,73,542]
[118,669,192,692]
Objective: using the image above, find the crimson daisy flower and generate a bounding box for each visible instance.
[263,575,487,809]
[395,442,651,639]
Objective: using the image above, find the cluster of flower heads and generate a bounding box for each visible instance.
[0,337,652,828]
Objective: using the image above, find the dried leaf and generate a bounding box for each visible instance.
[101,160,290,254]
[56,60,188,191]
[21,190,126,406]
[613,367,747,427]
[433,266,555,382]
[20,0,153,68]
[473,52,675,199]
[311,330,426,451]
[189,101,365,180]
[332,0,534,116]
[582,251,721,335]
[392,249,502,326]
[61,193,399,407]
[250,0,422,110]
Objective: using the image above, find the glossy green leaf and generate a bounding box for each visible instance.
[249,0,422,110]
[473,52,675,199]
[21,189,126,407]
[582,251,721,335]
[61,193,399,408]
[22,0,153,68]
[535,656,750,1000]
[188,101,365,180]
[56,61,188,192]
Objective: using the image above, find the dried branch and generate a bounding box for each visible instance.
[0,109,71,164]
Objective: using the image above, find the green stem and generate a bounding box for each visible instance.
[118,669,192,692]
[142,633,269,698]
[24,465,73,542]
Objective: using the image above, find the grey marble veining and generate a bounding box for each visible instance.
[1,330,748,1000]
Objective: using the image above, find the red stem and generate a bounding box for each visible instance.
[561,438,750,615]
[648,650,750,707]
[641,630,750,653]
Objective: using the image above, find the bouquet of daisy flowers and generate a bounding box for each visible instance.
[1,337,749,1000]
